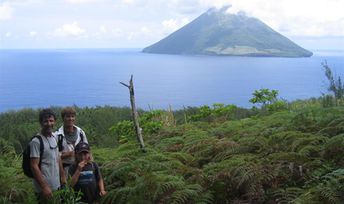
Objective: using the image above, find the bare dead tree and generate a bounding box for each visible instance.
[120,75,145,151]
[168,105,176,127]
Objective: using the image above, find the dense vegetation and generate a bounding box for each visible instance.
[1,94,344,203]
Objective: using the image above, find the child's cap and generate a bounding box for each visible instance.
[75,142,90,153]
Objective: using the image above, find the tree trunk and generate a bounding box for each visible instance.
[120,75,145,151]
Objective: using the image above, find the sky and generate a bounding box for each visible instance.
[0,0,344,50]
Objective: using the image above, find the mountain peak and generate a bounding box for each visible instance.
[143,7,312,57]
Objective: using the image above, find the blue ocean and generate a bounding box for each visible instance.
[0,49,343,112]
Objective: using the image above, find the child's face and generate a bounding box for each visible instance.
[79,151,91,162]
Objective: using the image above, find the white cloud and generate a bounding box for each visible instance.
[120,0,148,7]
[93,25,108,38]
[111,27,123,37]
[162,17,190,33]
[125,29,147,41]
[53,22,85,37]
[5,32,12,37]
[195,0,344,37]
[29,31,38,37]
[99,25,107,33]
[0,3,12,20]
[141,26,151,34]
[65,0,98,4]
[127,32,135,40]
[181,17,190,25]
[1,0,343,48]
[162,19,178,31]
[121,0,135,5]
[166,0,203,14]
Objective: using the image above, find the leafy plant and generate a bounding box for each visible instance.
[249,88,279,106]
[189,104,237,122]
[249,88,288,112]
[52,183,83,204]
[322,61,344,103]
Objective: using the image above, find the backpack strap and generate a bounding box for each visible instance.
[89,162,100,182]
[58,134,64,152]
[79,131,84,142]
[32,135,44,169]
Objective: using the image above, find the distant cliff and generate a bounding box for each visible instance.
[143,7,312,57]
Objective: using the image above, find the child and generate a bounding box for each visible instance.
[69,142,106,203]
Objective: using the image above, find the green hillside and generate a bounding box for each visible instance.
[2,95,344,203]
[143,7,313,57]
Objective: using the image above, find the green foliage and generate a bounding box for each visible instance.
[4,98,344,203]
[321,94,336,107]
[74,106,132,147]
[102,145,212,204]
[139,110,164,135]
[322,61,344,102]
[110,120,135,144]
[109,110,165,145]
[266,100,288,112]
[189,105,212,122]
[0,143,34,203]
[189,103,237,122]
[52,183,83,204]
[296,169,344,203]
[250,88,279,106]
[323,134,344,164]
[268,187,303,204]
[288,97,322,111]
[249,88,288,113]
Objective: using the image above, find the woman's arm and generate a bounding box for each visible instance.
[61,151,74,159]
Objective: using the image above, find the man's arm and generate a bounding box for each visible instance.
[30,158,53,199]
[60,151,74,159]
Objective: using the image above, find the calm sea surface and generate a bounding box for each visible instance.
[0,49,343,112]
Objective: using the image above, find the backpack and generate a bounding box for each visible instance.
[22,135,44,178]
[58,131,84,152]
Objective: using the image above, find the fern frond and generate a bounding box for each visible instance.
[268,187,303,204]
[170,184,203,204]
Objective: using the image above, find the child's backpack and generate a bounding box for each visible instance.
[22,135,44,178]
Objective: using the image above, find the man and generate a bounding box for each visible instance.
[30,108,66,203]
[56,107,88,176]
